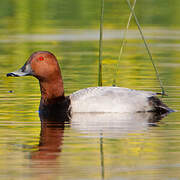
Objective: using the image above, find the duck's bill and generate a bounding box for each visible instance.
[7,63,32,77]
[7,70,29,77]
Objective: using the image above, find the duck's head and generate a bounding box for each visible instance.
[7,51,65,105]
[7,51,61,82]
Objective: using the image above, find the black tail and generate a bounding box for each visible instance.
[148,96,174,114]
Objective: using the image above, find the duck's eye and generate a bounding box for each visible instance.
[38,57,44,61]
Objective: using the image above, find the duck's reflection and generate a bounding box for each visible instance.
[71,112,168,135]
[31,110,69,160]
[31,123,65,160]
[30,111,169,180]
[32,111,169,161]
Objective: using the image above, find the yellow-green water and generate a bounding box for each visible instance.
[1,0,180,179]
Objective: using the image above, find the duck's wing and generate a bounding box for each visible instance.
[69,87,157,113]
[70,87,156,100]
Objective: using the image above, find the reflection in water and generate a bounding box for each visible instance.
[31,124,64,180]
[32,107,70,160]
[70,112,169,180]
[31,122,65,160]
[31,110,169,180]
[71,112,168,136]
[31,111,68,180]
[100,134,105,180]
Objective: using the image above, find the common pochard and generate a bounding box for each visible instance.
[7,51,173,114]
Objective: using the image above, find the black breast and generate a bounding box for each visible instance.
[39,96,71,123]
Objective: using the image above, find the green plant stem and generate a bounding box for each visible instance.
[98,0,104,86]
[100,134,105,180]
[113,0,136,86]
[126,0,166,95]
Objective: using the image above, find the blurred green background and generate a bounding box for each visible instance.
[0,0,180,180]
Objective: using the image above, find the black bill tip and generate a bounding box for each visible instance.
[6,73,19,77]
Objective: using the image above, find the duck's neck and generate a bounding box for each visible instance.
[39,76,65,105]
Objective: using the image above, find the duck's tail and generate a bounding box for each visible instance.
[148,96,175,114]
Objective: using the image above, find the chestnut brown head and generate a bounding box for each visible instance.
[7,51,61,81]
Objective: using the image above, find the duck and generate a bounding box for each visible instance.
[7,51,173,115]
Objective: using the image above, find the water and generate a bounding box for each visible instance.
[0,0,180,179]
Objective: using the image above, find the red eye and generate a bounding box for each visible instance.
[38,56,44,61]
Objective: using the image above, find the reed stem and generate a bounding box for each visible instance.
[98,0,104,86]
[100,134,105,180]
[113,0,136,86]
[126,0,166,95]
